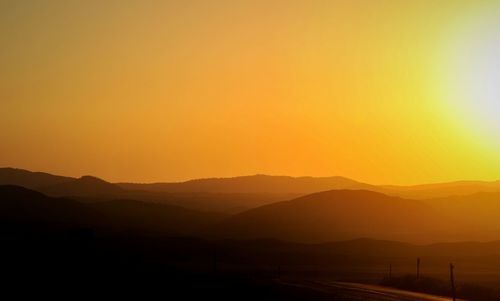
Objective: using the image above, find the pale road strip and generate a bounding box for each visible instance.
[321,282,468,301]
[280,280,468,301]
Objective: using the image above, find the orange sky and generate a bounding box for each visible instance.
[1,0,500,184]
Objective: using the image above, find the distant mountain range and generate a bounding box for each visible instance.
[3,167,500,201]
[381,181,500,199]
[0,168,300,213]
[2,167,500,244]
[118,174,375,194]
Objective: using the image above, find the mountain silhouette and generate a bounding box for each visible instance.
[0,167,74,189]
[39,175,125,197]
[210,190,457,244]
[4,168,500,215]
[118,175,375,194]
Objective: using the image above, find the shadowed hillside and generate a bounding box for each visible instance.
[0,185,98,226]
[0,185,226,236]
[90,199,226,234]
[210,190,461,244]
[425,192,500,240]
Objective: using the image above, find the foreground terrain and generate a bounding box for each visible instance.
[3,169,500,300]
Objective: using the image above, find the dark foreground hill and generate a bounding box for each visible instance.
[210,190,461,244]
[0,185,98,226]
[0,185,226,235]
[90,199,225,234]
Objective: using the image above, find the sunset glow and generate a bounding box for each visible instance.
[1,0,500,184]
[435,7,500,151]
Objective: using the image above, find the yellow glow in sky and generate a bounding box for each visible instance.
[1,0,500,184]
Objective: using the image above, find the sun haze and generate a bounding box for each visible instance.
[1,0,500,184]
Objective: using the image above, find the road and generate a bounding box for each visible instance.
[281,280,467,301]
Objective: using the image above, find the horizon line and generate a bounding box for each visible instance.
[2,166,500,187]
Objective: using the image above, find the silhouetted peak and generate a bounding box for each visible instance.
[37,174,123,197]
[78,175,109,184]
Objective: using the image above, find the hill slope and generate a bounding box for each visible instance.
[90,199,226,234]
[0,185,97,225]
[0,185,226,235]
[210,190,460,244]
[424,192,500,240]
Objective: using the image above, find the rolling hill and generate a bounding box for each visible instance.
[0,185,226,235]
[0,185,98,225]
[424,191,500,240]
[210,190,462,244]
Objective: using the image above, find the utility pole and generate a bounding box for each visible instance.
[450,263,456,301]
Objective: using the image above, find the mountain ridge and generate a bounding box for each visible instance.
[3,167,500,216]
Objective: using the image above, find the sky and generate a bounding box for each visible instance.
[1,0,500,184]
